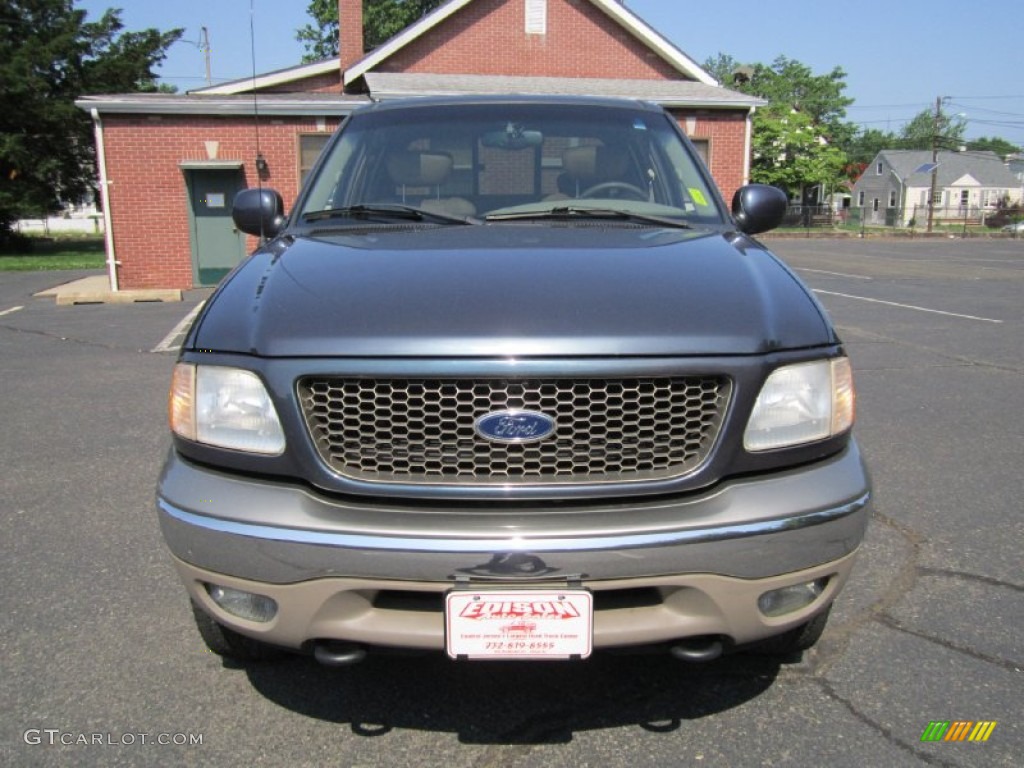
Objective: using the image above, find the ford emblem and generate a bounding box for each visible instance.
[474,410,556,444]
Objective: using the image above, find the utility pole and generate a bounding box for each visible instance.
[200,27,212,86]
[926,96,941,233]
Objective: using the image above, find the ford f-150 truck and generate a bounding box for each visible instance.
[159,96,870,665]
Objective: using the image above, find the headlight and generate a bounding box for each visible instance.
[744,357,854,452]
[169,363,285,455]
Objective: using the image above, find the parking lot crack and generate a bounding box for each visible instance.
[0,322,155,354]
[805,508,922,678]
[810,677,961,768]
[875,613,1022,672]
[916,566,1024,593]
[835,324,1024,375]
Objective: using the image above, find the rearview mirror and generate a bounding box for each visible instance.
[481,124,544,150]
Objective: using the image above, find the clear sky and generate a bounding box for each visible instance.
[77,0,1023,148]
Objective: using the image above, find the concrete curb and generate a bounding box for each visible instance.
[34,275,182,304]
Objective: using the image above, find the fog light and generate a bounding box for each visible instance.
[205,584,277,623]
[758,578,828,617]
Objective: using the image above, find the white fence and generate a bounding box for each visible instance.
[15,215,104,235]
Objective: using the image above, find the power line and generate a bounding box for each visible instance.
[946,94,1024,100]
[844,102,931,111]
[947,102,1024,119]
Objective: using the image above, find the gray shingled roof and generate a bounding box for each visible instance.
[75,92,369,116]
[881,150,1020,187]
[364,72,764,108]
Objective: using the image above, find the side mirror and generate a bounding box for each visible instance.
[731,184,788,235]
[232,188,286,238]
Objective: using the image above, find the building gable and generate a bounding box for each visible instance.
[950,173,980,188]
[371,0,677,81]
[199,1,716,96]
[345,0,715,87]
[194,59,341,96]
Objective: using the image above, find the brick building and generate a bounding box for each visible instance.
[77,0,761,290]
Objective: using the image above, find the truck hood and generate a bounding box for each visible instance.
[191,225,833,357]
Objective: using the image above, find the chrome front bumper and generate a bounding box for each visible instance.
[157,442,871,585]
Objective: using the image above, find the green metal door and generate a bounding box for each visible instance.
[186,169,247,286]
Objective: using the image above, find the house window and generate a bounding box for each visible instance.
[872,198,879,212]
[959,190,970,208]
[889,190,897,207]
[982,189,1006,207]
[876,162,883,175]
[932,190,943,205]
[690,139,710,167]
[299,134,331,185]
[857,191,865,206]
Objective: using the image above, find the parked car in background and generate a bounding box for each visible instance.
[1001,220,1024,233]
[158,96,871,667]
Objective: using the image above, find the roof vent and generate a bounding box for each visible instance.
[525,0,547,35]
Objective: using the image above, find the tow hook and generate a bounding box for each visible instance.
[669,637,724,662]
[313,641,367,667]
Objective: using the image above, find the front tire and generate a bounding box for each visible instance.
[751,604,832,656]
[190,600,284,662]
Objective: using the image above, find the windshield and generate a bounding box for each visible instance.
[298,101,725,227]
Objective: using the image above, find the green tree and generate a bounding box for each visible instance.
[965,136,1020,159]
[705,54,854,198]
[0,1,181,243]
[845,128,897,167]
[842,127,898,181]
[898,106,967,150]
[750,103,848,196]
[745,57,853,131]
[296,0,338,61]
[297,0,445,62]
[702,52,748,87]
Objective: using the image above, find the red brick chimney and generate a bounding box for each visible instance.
[339,0,364,75]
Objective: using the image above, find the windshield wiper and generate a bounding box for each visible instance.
[302,204,477,226]
[485,206,692,229]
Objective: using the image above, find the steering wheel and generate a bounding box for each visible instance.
[580,181,648,201]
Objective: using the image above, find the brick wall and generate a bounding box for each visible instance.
[262,71,341,94]
[382,0,680,79]
[673,111,749,204]
[101,115,340,289]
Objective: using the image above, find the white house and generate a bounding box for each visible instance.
[852,150,1023,226]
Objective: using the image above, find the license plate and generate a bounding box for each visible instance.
[445,588,593,660]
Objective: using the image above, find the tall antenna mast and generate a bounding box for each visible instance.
[249,0,267,240]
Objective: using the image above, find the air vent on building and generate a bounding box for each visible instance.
[525,0,547,35]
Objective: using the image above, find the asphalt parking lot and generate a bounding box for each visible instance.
[1,238,1021,767]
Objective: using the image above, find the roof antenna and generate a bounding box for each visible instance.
[249,0,266,240]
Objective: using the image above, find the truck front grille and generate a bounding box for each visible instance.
[297,377,730,485]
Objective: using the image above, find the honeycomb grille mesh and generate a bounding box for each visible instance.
[298,377,730,484]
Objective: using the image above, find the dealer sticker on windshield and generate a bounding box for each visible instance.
[445,589,593,660]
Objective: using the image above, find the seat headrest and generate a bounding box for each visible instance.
[386,151,453,186]
[561,145,628,181]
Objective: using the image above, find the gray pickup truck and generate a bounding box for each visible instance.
[159,96,870,665]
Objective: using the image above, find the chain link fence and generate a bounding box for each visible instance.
[780,204,1023,237]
